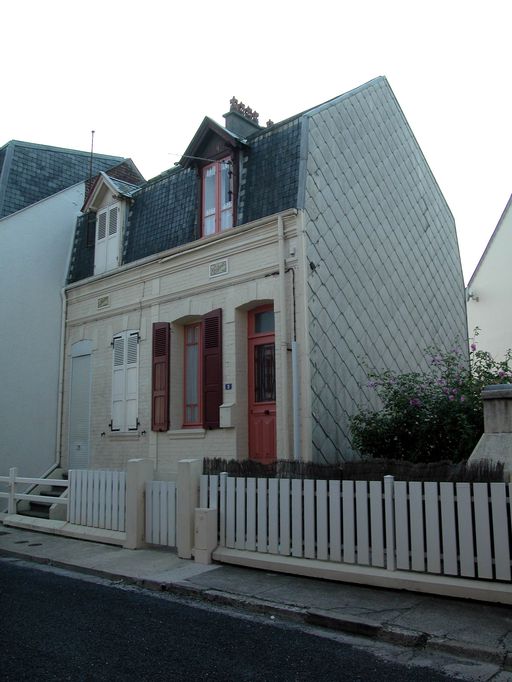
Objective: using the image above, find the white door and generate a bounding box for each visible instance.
[69,350,92,469]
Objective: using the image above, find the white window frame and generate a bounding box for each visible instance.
[111,330,139,432]
[95,202,121,275]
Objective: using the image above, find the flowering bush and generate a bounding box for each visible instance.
[351,336,512,463]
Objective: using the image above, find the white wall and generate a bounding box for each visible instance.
[467,197,512,360]
[0,183,84,478]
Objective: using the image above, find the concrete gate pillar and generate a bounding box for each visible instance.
[469,384,512,480]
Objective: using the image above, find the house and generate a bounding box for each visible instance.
[0,140,142,483]
[466,194,512,359]
[61,77,467,479]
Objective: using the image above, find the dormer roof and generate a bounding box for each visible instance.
[179,117,246,169]
[82,170,143,212]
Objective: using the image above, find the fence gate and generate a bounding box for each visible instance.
[145,481,177,547]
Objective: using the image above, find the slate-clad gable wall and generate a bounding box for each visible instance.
[0,143,124,219]
[240,119,302,224]
[304,78,467,461]
[123,168,198,263]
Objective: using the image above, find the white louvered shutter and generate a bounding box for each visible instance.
[106,205,120,271]
[94,209,108,274]
[112,334,126,431]
[111,331,139,431]
[125,332,139,430]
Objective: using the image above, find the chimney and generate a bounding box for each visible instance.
[223,97,262,137]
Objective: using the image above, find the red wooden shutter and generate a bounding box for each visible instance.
[202,308,222,429]
[152,322,170,431]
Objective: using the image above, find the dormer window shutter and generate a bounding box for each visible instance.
[95,210,108,275]
[106,205,120,271]
[202,308,222,429]
[98,211,107,239]
[95,203,121,275]
[152,322,170,431]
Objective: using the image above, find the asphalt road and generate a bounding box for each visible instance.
[0,558,454,681]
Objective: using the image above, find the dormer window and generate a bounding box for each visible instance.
[94,202,120,275]
[202,157,233,236]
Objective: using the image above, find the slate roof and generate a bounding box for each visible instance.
[67,113,303,283]
[0,140,125,219]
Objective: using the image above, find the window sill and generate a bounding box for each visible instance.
[167,429,206,440]
[107,432,141,442]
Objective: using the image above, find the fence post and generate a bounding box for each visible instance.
[124,458,154,549]
[219,472,228,547]
[384,475,396,571]
[8,467,18,515]
[177,459,202,559]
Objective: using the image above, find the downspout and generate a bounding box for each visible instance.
[277,215,290,460]
[288,266,301,462]
[55,286,67,468]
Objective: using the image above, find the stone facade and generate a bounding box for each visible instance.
[62,212,308,479]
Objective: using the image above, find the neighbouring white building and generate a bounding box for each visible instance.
[61,78,467,479]
[0,184,85,478]
[467,194,512,359]
[0,141,139,484]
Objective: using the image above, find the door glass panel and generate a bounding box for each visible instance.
[254,343,276,402]
[255,310,274,334]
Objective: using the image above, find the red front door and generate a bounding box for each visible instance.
[248,306,276,462]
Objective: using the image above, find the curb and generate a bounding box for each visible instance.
[1,547,509,671]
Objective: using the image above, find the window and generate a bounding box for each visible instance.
[150,310,223,431]
[202,158,233,236]
[111,330,139,432]
[184,323,202,426]
[95,203,120,275]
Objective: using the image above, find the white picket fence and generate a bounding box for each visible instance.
[68,469,126,532]
[145,481,177,547]
[200,475,512,582]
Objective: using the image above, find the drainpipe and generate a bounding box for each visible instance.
[55,287,67,469]
[288,265,301,462]
[277,215,290,460]
[291,342,300,461]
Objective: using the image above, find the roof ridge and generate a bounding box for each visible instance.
[245,76,386,140]
[0,139,125,160]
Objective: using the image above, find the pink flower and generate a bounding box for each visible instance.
[470,343,477,352]
[449,395,455,401]
[460,395,466,402]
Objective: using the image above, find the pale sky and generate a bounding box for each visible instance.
[2,0,511,282]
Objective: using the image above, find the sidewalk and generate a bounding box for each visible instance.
[1,524,511,676]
